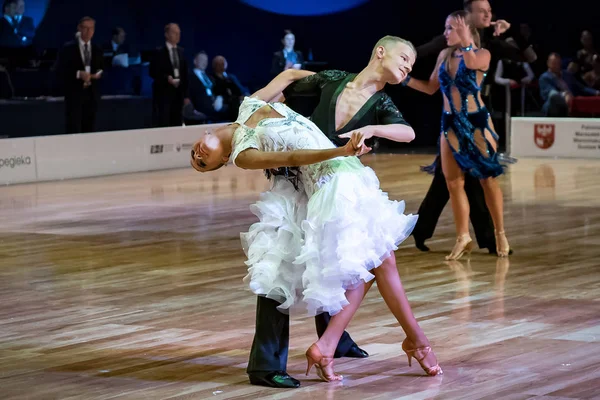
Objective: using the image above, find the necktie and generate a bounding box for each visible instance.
[84,43,91,67]
[171,47,179,69]
[200,71,212,88]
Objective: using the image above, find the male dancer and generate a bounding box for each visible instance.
[411,0,523,253]
[247,35,417,389]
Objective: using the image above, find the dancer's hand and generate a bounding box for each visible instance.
[451,15,471,47]
[342,131,371,156]
[491,19,511,36]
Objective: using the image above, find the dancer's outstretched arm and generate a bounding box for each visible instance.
[251,69,315,103]
[405,50,445,95]
[339,124,415,145]
[235,132,369,170]
[338,96,415,146]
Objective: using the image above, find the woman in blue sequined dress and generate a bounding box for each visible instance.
[404,10,510,259]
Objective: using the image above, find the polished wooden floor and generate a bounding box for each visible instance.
[1,154,600,399]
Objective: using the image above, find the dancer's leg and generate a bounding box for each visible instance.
[314,314,361,358]
[371,254,441,374]
[247,296,290,375]
[440,135,469,236]
[480,177,510,255]
[480,177,505,233]
[314,284,368,356]
[478,127,510,256]
[371,255,426,344]
[465,175,495,249]
[306,283,368,381]
[441,134,473,260]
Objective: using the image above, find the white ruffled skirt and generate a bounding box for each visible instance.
[241,167,418,316]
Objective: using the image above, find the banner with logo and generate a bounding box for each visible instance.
[0,138,37,184]
[511,117,600,158]
[34,124,227,182]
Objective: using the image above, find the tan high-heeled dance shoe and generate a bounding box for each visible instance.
[445,234,473,260]
[305,343,343,382]
[495,230,510,257]
[401,338,443,376]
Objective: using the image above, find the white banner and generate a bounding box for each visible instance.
[0,137,37,185]
[34,124,226,182]
[511,117,600,159]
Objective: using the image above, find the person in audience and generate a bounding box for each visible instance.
[104,27,129,67]
[564,61,600,97]
[494,57,535,114]
[539,53,573,117]
[0,0,20,48]
[56,16,104,134]
[188,51,229,122]
[150,23,190,127]
[576,30,598,75]
[271,30,304,77]
[210,55,249,120]
[13,0,34,46]
[582,54,600,90]
[494,58,535,89]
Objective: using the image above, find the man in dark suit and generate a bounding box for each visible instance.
[56,17,104,134]
[0,0,20,48]
[103,27,129,66]
[210,55,248,121]
[188,51,229,122]
[150,23,190,127]
[13,0,35,46]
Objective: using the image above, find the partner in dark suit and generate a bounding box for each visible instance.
[150,23,189,127]
[56,17,104,134]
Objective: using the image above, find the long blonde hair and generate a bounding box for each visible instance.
[443,10,481,69]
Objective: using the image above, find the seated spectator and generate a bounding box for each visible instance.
[576,30,598,75]
[583,54,600,90]
[565,61,600,96]
[188,51,229,122]
[539,53,572,117]
[104,27,129,67]
[210,55,249,120]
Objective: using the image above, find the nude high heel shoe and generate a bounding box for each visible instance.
[305,343,343,382]
[495,230,510,257]
[401,338,443,376]
[446,234,473,261]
